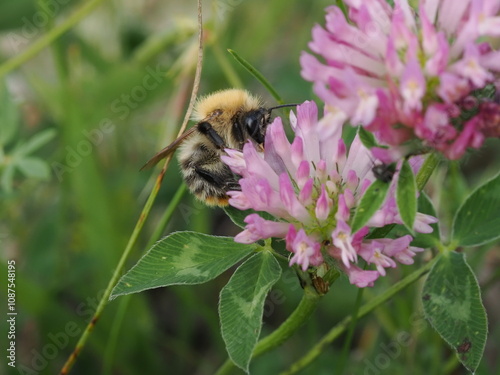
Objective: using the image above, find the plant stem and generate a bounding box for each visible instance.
[214,286,322,375]
[58,1,205,373]
[58,169,168,375]
[227,49,284,104]
[101,183,187,374]
[281,255,440,375]
[0,0,109,78]
[253,287,320,357]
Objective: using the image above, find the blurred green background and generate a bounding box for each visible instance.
[0,0,499,374]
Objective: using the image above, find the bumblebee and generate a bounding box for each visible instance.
[142,89,296,206]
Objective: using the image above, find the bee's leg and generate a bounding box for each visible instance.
[197,121,226,149]
[194,166,241,192]
[226,176,241,191]
[226,169,242,191]
[194,166,226,186]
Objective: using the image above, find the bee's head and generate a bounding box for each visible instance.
[243,103,299,144]
[242,108,271,144]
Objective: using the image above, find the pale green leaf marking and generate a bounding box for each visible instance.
[219,250,281,373]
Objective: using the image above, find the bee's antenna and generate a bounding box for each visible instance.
[268,103,300,113]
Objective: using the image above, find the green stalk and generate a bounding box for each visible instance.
[281,255,440,375]
[59,167,169,375]
[0,0,109,78]
[59,0,205,372]
[214,286,322,375]
[227,49,284,104]
[253,287,320,357]
[101,183,187,374]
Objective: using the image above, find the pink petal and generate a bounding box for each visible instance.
[343,264,380,287]
[335,194,350,222]
[315,184,333,221]
[279,173,310,222]
[332,220,357,267]
[451,43,494,88]
[394,246,425,264]
[295,101,321,164]
[317,107,347,140]
[288,229,323,271]
[445,117,484,159]
[221,148,246,175]
[264,117,296,175]
[227,190,252,210]
[235,214,290,244]
[239,177,289,219]
[296,160,311,188]
[299,178,314,206]
[290,136,305,168]
[400,59,426,114]
[242,142,280,189]
[437,72,470,103]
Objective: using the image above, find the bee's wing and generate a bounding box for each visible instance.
[140,126,198,170]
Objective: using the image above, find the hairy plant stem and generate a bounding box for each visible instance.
[59,166,168,375]
[58,1,204,373]
[214,286,322,375]
[102,183,187,374]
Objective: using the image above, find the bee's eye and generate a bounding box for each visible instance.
[242,109,267,144]
[245,116,260,136]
